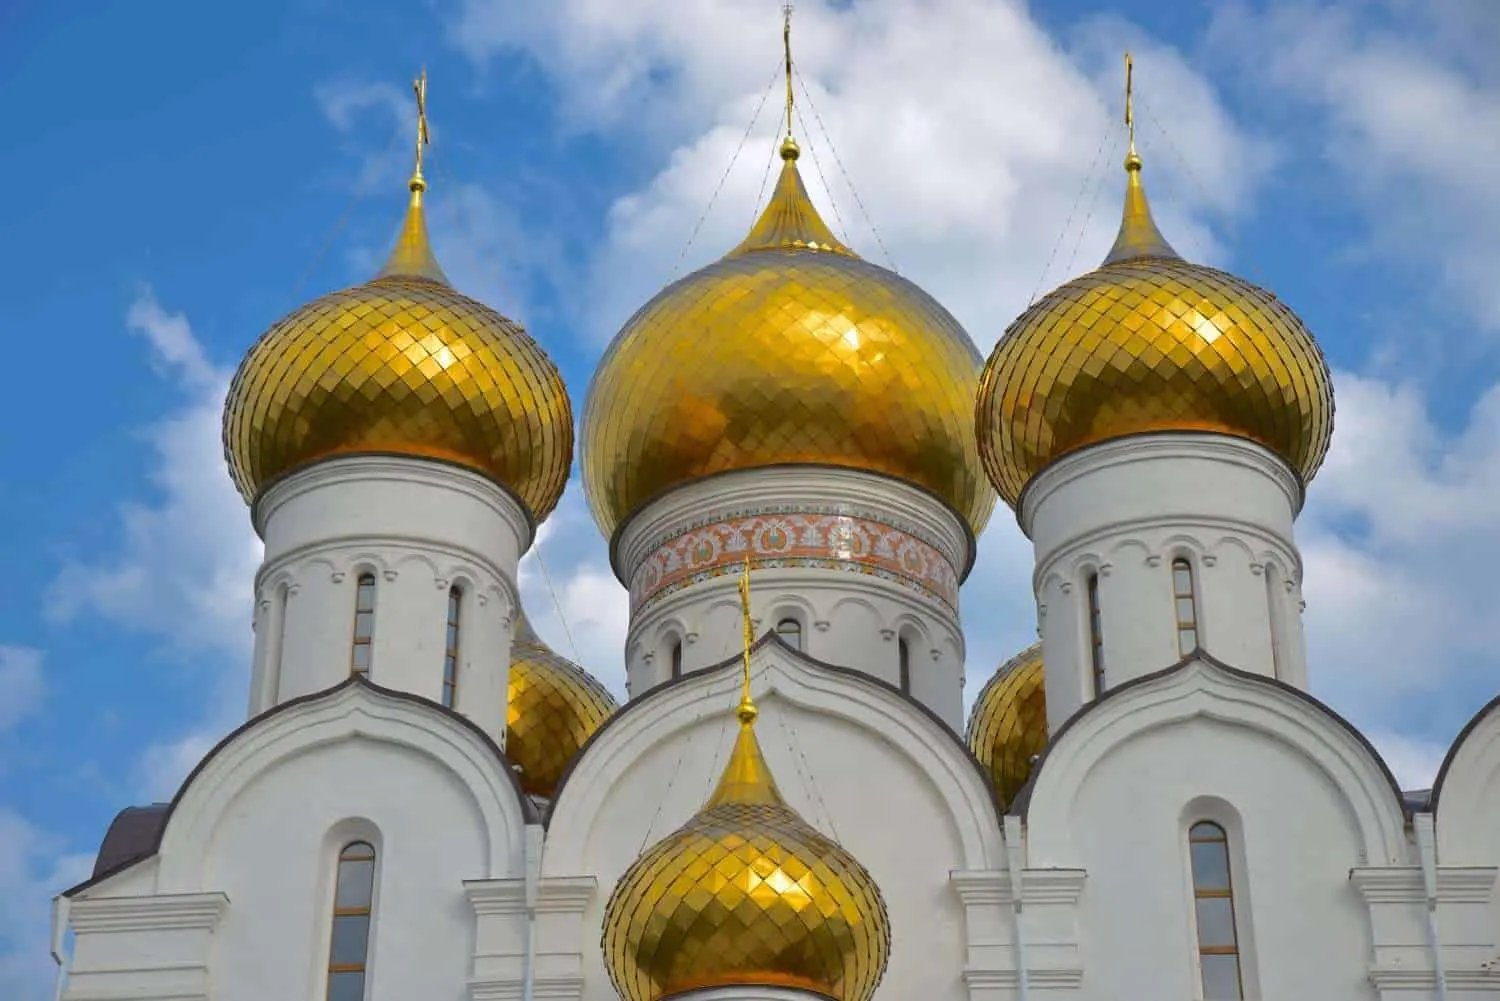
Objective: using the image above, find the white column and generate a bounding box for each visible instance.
[614,466,972,731]
[250,456,528,745]
[1021,434,1306,730]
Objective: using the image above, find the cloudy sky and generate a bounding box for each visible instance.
[2,0,1498,993]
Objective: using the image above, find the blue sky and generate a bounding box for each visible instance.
[2,0,1499,994]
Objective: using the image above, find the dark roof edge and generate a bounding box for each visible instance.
[1430,691,1500,812]
[547,630,1003,829]
[63,676,536,898]
[1011,651,1407,822]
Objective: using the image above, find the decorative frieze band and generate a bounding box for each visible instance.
[629,509,961,614]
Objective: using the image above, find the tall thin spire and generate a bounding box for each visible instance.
[376,67,449,284]
[780,4,800,161]
[735,555,757,725]
[1102,52,1180,266]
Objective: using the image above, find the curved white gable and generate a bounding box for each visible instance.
[1434,695,1500,863]
[545,636,1002,1001]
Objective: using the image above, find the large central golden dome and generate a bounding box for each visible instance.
[976,150,1334,508]
[223,173,573,522]
[603,694,890,1001]
[583,141,996,542]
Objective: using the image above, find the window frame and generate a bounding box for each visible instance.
[441,585,461,708]
[1188,820,1244,1000]
[897,636,912,694]
[775,616,803,652]
[1086,572,1106,695]
[350,574,377,677]
[1172,558,1200,657]
[326,840,377,1001]
[669,638,683,680]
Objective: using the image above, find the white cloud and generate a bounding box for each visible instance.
[1211,1,1500,334]
[49,290,259,800]
[0,648,44,735]
[0,811,92,1001]
[450,0,1270,349]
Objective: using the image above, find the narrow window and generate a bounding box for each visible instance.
[441,586,461,708]
[1189,822,1243,1000]
[1173,559,1200,656]
[1264,563,1283,680]
[328,841,376,1001]
[1087,573,1106,695]
[670,639,683,680]
[351,574,376,677]
[898,637,912,694]
[775,617,802,652]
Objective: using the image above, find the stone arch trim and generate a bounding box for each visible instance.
[1018,654,1407,866]
[545,632,1004,874]
[66,677,537,897]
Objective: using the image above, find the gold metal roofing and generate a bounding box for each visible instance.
[976,132,1333,510]
[965,643,1048,808]
[506,612,618,800]
[582,143,995,543]
[603,557,890,1001]
[222,80,573,520]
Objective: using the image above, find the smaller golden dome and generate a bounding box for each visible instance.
[966,644,1048,807]
[603,702,890,1001]
[507,612,618,799]
[222,175,574,521]
[976,154,1334,508]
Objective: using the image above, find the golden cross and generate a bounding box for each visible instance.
[737,555,756,719]
[783,3,795,138]
[413,68,431,181]
[1124,51,1136,156]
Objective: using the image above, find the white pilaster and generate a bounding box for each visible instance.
[248,455,529,744]
[1020,434,1306,730]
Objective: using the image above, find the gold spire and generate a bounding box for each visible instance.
[376,68,450,284]
[781,3,798,159]
[1102,52,1179,266]
[704,557,786,807]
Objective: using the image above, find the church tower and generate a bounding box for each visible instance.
[580,11,996,730]
[973,55,1334,732]
[221,74,575,744]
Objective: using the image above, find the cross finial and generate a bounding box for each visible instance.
[411,67,431,192]
[1123,51,1137,161]
[782,4,796,143]
[736,555,757,725]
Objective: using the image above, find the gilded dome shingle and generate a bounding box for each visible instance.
[223,180,574,521]
[583,146,996,542]
[976,157,1334,508]
[507,613,617,799]
[603,707,890,1001]
[966,644,1048,808]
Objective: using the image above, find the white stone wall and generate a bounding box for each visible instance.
[1021,435,1309,730]
[249,456,530,743]
[615,467,974,731]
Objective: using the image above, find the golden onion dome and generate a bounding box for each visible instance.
[222,172,574,522]
[965,643,1048,808]
[582,139,996,543]
[603,694,890,1001]
[507,611,618,799]
[976,150,1334,508]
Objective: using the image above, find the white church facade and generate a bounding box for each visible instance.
[50,35,1500,1001]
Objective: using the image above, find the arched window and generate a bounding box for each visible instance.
[898,637,912,694]
[327,840,376,1001]
[669,639,683,680]
[441,586,461,708]
[775,617,802,652]
[1189,822,1243,999]
[1087,573,1105,695]
[351,574,376,677]
[1173,559,1200,656]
